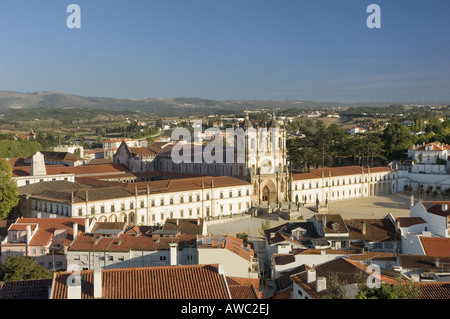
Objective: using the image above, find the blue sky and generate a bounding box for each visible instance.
[0,0,449,103]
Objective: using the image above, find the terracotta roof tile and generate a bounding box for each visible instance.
[422,201,450,217]
[69,231,196,252]
[344,218,399,242]
[398,254,450,272]
[292,166,391,181]
[163,218,204,236]
[413,282,450,299]
[396,217,427,227]
[51,264,230,299]
[0,279,53,299]
[419,237,450,256]
[4,218,85,247]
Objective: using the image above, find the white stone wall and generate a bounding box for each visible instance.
[291,171,397,205]
[30,184,252,227]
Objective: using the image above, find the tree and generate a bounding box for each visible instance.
[236,232,249,243]
[0,256,53,281]
[381,121,412,159]
[258,219,271,237]
[0,158,19,220]
[355,276,420,299]
[322,273,348,299]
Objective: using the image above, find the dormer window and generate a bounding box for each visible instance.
[332,223,339,231]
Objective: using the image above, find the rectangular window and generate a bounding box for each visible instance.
[140,200,145,208]
[111,205,115,212]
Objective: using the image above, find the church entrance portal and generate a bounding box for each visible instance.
[262,186,270,202]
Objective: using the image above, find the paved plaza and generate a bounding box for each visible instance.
[326,192,412,219]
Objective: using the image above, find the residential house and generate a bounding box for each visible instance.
[0,218,84,271]
[309,214,351,250]
[264,222,321,258]
[197,235,258,278]
[67,221,197,270]
[290,257,399,299]
[407,142,450,174]
[344,217,400,253]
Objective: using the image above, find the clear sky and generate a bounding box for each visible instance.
[0,0,449,103]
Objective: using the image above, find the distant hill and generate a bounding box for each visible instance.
[0,90,404,117]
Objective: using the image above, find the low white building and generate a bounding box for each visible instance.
[291,166,398,207]
[198,235,258,278]
[26,176,252,227]
[67,221,198,270]
[53,144,84,159]
[407,142,449,174]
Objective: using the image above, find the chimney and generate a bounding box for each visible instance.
[197,218,201,225]
[316,277,327,292]
[67,272,82,299]
[410,274,420,282]
[307,269,316,284]
[73,222,78,241]
[435,258,440,268]
[26,225,32,245]
[442,204,448,212]
[361,221,366,235]
[169,243,178,266]
[93,268,102,299]
[322,215,326,228]
[217,263,224,275]
[270,232,276,239]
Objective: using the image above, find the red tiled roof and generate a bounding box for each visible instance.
[69,232,196,252]
[4,218,85,247]
[292,166,391,180]
[410,142,449,152]
[412,282,450,299]
[12,163,129,178]
[290,258,398,299]
[0,279,53,299]
[420,237,450,256]
[422,201,450,217]
[396,217,427,227]
[51,264,230,299]
[344,218,399,242]
[163,218,204,236]
[226,277,260,299]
